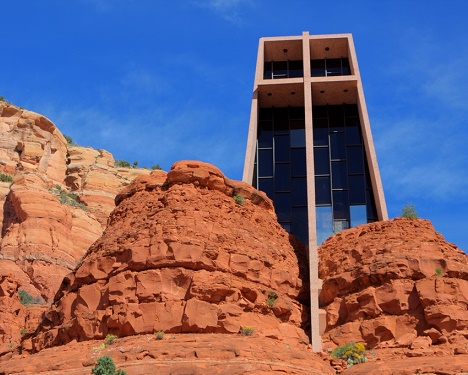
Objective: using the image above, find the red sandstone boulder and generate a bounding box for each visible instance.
[28,160,310,352]
[319,218,468,351]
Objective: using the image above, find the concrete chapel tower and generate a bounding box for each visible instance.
[242,32,388,351]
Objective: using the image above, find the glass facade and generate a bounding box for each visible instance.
[310,57,350,77]
[254,104,377,246]
[313,104,377,244]
[254,107,308,244]
[264,60,304,79]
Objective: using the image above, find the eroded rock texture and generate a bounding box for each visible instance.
[0,102,150,303]
[28,161,310,351]
[319,218,468,349]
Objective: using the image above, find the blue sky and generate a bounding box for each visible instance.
[1,1,467,252]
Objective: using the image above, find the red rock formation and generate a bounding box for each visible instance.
[0,102,151,303]
[0,334,335,374]
[319,218,468,350]
[0,172,103,301]
[28,161,311,352]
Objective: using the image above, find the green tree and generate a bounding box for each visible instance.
[91,355,126,375]
[151,164,162,170]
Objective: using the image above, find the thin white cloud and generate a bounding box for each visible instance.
[192,0,253,25]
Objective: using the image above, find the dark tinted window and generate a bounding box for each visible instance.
[311,59,325,76]
[346,122,361,145]
[347,146,364,174]
[272,61,288,78]
[330,132,346,159]
[292,206,308,243]
[292,177,307,206]
[333,190,349,220]
[275,192,291,222]
[332,161,347,189]
[314,147,330,175]
[258,149,273,176]
[258,178,273,199]
[341,58,350,75]
[328,106,344,128]
[275,163,291,191]
[326,58,341,76]
[290,129,305,147]
[315,176,331,204]
[349,175,366,204]
[264,62,272,79]
[313,118,328,146]
[274,135,290,162]
[289,60,304,78]
[291,148,306,176]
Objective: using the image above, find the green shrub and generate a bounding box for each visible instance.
[64,135,75,145]
[114,160,132,168]
[233,194,245,206]
[151,164,162,170]
[18,289,43,305]
[20,328,27,336]
[58,190,88,211]
[331,342,367,368]
[91,355,126,375]
[0,96,6,102]
[401,203,418,219]
[0,173,13,183]
[104,334,118,346]
[435,267,443,277]
[239,326,255,336]
[155,331,164,340]
[266,291,278,307]
[92,343,106,351]
[50,185,87,211]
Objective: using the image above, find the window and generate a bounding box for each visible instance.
[264,60,304,79]
[310,57,351,77]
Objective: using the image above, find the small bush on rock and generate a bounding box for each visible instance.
[233,194,245,206]
[18,289,43,305]
[151,164,162,170]
[114,160,132,168]
[401,203,418,219]
[239,326,255,336]
[0,173,13,183]
[331,342,367,368]
[266,291,278,307]
[91,355,126,375]
[104,334,118,346]
[155,331,164,340]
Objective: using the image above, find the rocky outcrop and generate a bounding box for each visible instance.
[0,274,46,352]
[28,161,310,352]
[0,102,151,302]
[65,146,150,227]
[0,103,67,182]
[0,334,335,375]
[0,172,103,302]
[319,218,468,350]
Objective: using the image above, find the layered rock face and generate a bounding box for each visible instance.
[0,274,46,350]
[0,102,150,302]
[29,161,310,352]
[319,218,468,349]
[0,173,103,301]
